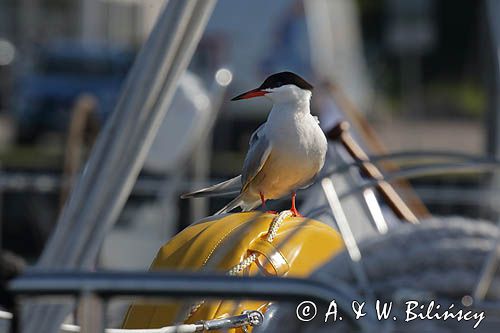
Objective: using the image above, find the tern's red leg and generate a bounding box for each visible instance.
[290,192,302,217]
[260,192,277,214]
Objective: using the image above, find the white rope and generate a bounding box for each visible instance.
[227,253,258,276]
[227,210,292,276]
[265,210,293,242]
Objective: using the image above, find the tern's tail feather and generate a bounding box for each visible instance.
[214,193,260,215]
[181,175,241,199]
[214,193,245,215]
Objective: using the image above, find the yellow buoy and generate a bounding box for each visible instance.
[123,211,344,331]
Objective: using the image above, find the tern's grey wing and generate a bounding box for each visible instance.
[180,175,241,198]
[241,124,272,191]
[248,122,265,146]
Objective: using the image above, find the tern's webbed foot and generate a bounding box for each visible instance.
[290,207,302,217]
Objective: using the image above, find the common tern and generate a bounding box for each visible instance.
[181,71,327,216]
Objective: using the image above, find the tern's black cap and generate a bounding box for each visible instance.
[258,71,313,91]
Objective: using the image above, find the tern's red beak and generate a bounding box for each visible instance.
[231,88,267,101]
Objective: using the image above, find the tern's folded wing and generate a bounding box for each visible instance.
[241,126,272,192]
[180,175,241,198]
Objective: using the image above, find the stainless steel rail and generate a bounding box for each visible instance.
[337,161,500,200]
[2,149,498,195]
[9,271,378,332]
[23,1,218,332]
[327,151,500,176]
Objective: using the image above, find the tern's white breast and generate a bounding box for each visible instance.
[249,109,327,199]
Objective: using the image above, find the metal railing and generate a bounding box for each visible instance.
[8,271,378,333]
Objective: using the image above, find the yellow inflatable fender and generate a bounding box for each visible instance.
[123,211,344,331]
